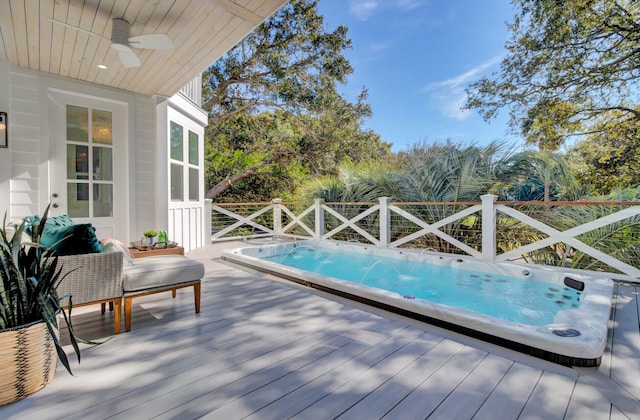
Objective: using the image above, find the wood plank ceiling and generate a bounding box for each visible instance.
[0,0,289,97]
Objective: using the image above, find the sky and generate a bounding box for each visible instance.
[316,0,519,152]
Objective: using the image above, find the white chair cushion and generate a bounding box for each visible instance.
[123,255,204,292]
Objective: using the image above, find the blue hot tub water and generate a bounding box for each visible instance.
[261,246,583,326]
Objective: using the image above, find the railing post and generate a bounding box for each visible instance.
[379,197,391,247]
[314,198,325,240]
[272,198,282,236]
[204,199,212,244]
[481,194,497,261]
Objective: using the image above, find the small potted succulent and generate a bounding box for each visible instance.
[142,230,158,248]
[0,205,83,405]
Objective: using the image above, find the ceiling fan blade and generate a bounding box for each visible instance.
[128,34,175,50]
[112,45,141,68]
[48,18,110,42]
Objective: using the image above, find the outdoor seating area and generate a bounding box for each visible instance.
[12,214,205,334]
[1,241,638,418]
[56,244,204,333]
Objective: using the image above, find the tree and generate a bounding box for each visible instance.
[566,120,640,194]
[205,97,390,201]
[203,0,390,200]
[395,141,511,202]
[465,0,640,150]
[499,150,580,201]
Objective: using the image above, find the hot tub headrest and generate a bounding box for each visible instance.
[564,277,585,291]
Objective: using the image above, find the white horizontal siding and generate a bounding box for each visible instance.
[9,66,40,219]
[132,95,157,242]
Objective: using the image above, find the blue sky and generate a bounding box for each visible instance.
[317,0,520,152]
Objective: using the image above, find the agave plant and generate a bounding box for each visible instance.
[0,205,81,374]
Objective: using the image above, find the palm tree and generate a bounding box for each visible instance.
[296,141,515,249]
[499,150,580,201]
[394,140,512,202]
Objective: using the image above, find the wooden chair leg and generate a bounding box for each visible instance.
[109,301,114,311]
[113,299,122,334]
[124,297,133,332]
[194,282,201,313]
[101,303,106,314]
[172,289,177,298]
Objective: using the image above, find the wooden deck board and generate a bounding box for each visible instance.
[243,326,429,420]
[1,242,639,420]
[564,375,613,420]
[90,313,378,418]
[463,362,541,419]
[518,370,577,419]
[425,354,514,419]
[609,284,640,400]
[379,346,490,419]
[293,337,466,419]
[341,343,488,419]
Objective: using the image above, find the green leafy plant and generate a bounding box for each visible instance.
[142,230,158,238]
[0,205,82,374]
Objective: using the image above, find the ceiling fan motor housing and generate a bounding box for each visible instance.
[111,18,131,51]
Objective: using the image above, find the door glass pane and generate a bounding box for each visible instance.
[67,145,89,180]
[66,105,115,219]
[92,109,113,145]
[66,105,88,142]
[67,183,89,217]
[170,122,183,161]
[189,131,198,165]
[93,184,113,217]
[171,163,183,200]
[189,168,199,201]
[93,146,113,181]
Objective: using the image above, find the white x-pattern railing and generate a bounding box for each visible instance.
[209,195,640,281]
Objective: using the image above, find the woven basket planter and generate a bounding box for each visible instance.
[0,320,57,406]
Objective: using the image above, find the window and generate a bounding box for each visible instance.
[169,121,200,202]
[188,130,199,201]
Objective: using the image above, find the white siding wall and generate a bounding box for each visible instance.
[132,96,158,242]
[0,61,9,219]
[0,62,158,243]
[9,68,41,220]
[1,61,206,249]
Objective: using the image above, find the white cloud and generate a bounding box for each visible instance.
[349,0,380,20]
[396,0,422,11]
[424,55,502,120]
[367,41,392,54]
[348,0,423,21]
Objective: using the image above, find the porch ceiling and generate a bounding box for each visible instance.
[0,0,288,97]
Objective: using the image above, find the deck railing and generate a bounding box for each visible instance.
[208,195,640,281]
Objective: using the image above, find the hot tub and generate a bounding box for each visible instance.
[222,240,614,366]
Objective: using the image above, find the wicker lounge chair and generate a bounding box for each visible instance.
[56,252,124,334]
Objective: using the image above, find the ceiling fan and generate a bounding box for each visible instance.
[49,18,174,68]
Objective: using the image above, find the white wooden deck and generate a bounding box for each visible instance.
[1,242,639,419]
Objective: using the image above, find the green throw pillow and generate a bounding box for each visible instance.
[22,214,74,237]
[46,214,74,228]
[40,223,103,256]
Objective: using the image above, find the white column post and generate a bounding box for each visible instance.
[204,199,212,244]
[379,197,391,247]
[481,194,497,261]
[272,198,282,237]
[314,198,325,240]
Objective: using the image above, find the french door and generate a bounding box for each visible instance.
[49,91,128,240]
